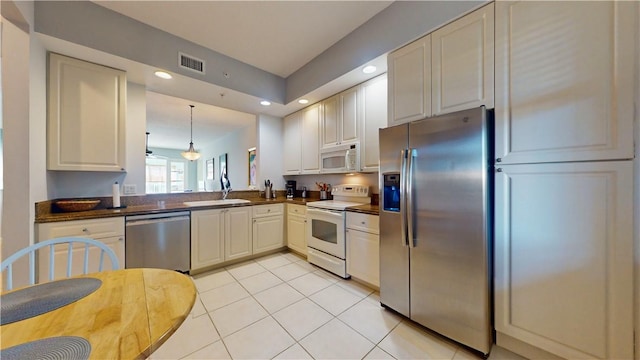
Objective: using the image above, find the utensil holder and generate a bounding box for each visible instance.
[265,188,272,199]
[320,190,328,200]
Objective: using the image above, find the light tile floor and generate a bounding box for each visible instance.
[150,251,525,360]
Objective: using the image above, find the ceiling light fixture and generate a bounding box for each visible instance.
[181,105,201,161]
[298,99,309,104]
[260,100,271,106]
[362,65,377,74]
[154,70,172,79]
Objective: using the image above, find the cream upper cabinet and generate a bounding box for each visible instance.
[322,87,359,149]
[495,1,635,164]
[322,95,340,148]
[388,35,431,126]
[359,74,387,172]
[432,3,494,115]
[301,103,321,174]
[283,111,302,175]
[283,103,323,175]
[47,53,127,171]
[494,161,633,359]
[340,87,359,145]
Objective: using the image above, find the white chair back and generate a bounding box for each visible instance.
[1,237,120,291]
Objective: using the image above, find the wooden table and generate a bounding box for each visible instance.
[0,268,196,359]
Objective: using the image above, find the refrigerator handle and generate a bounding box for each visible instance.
[400,149,408,247]
[407,148,416,248]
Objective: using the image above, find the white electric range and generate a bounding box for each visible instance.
[306,184,371,278]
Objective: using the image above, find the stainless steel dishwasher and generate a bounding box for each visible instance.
[125,211,190,272]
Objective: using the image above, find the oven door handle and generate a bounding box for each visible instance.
[307,208,343,218]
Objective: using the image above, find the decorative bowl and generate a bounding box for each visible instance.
[55,199,101,212]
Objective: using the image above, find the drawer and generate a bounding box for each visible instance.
[287,204,307,216]
[253,204,284,218]
[346,212,379,234]
[38,217,125,240]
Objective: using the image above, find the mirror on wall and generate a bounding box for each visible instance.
[145,91,256,194]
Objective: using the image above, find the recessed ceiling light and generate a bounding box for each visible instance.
[298,99,309,104]
[154,70,172,79]
[260,100,271,106]
[362,65,377,74]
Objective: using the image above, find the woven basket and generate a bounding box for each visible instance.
[55,200,101,212]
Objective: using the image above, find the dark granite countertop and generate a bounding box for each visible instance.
[35,194,318,223]
[345,203,379,216]
[35,190,379,223]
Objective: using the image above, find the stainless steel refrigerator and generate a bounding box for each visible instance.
[379,106,493,355]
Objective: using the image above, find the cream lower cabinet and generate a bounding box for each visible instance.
[494,161,633,359]
[286,204,307,255]
[191,207,251,270]
[36,217,124,281]
[225,207,253,261]
[346,212,380,287]
[252,204,284,254]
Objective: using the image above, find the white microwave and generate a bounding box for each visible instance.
[320,143,359,173]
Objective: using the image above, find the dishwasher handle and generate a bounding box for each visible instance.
[126,215,190,227]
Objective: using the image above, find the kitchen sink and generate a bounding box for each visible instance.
[183,199,251,207]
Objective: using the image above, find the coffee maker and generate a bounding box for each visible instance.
[286,180,296,199]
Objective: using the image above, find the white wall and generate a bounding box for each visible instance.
[256,114,284,191]
[284,173,379,195]
[199,121,257,191]
[124,83,146,195]
[2,0,33,289]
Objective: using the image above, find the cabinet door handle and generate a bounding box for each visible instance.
[82,228,89,233]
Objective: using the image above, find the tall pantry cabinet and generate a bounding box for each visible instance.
[493,2,637,359]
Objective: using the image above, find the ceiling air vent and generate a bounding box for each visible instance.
[178,52,205,74]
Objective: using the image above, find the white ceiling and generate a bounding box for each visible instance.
[93,1,393,78]
[77,1,393,150]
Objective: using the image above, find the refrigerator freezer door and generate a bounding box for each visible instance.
[408,107,492,354]
[378,124,410,317]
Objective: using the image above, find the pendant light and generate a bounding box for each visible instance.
[181,105,201,161]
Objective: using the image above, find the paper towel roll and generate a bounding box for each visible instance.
[112,182,121,208]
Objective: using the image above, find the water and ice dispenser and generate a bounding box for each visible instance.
[383,174,401,212]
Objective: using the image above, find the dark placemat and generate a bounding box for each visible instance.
[1,277,102,325]
[0,336,91,360]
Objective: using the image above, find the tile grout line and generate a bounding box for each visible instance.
[189,252,415,360]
